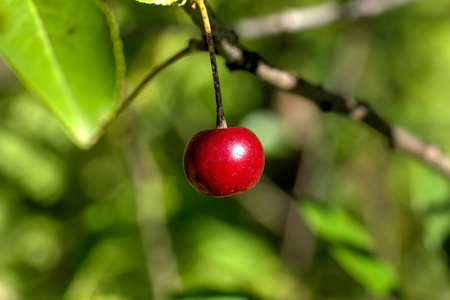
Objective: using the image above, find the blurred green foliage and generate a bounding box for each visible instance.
[1,0,450,299]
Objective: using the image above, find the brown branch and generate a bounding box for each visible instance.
[183,1,450,178]
[232,0,419,39]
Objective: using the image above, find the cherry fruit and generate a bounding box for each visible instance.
[182,2,264,197]
[183,127,264,197]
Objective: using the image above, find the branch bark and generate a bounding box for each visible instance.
[232,0,419,39]
[183,1,450,178]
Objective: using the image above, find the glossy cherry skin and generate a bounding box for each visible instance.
[183,127,265,197]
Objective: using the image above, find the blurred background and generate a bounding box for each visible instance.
[1,0,450,299]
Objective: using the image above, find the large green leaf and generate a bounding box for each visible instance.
[0,0,124,148]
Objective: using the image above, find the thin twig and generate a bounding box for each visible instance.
[96,45,193,142]
[183,1,450,178]
[119,45,192,115]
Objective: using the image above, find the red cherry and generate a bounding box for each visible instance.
[183,127,265,197]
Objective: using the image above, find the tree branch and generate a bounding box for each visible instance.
[232,0,419,39]
[183,1,450,178]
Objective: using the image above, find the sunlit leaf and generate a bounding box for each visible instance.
[331,247,397,295]
[0,0,125,148]
[299,201,373,250]
[410,161,449,212]
[183,217,300,300]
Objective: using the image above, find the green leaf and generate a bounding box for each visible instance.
[299,202,373,250]
[135,0,186,6]
[183,217,299,300]
[410,161,449,212]
[0,0,125,149]
[331,247,397,295]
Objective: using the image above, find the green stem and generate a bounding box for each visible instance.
[119,45,192,115]
[99,45,192,137]
[195,0,227,129]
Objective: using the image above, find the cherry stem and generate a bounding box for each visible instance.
[195,0,227,129]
